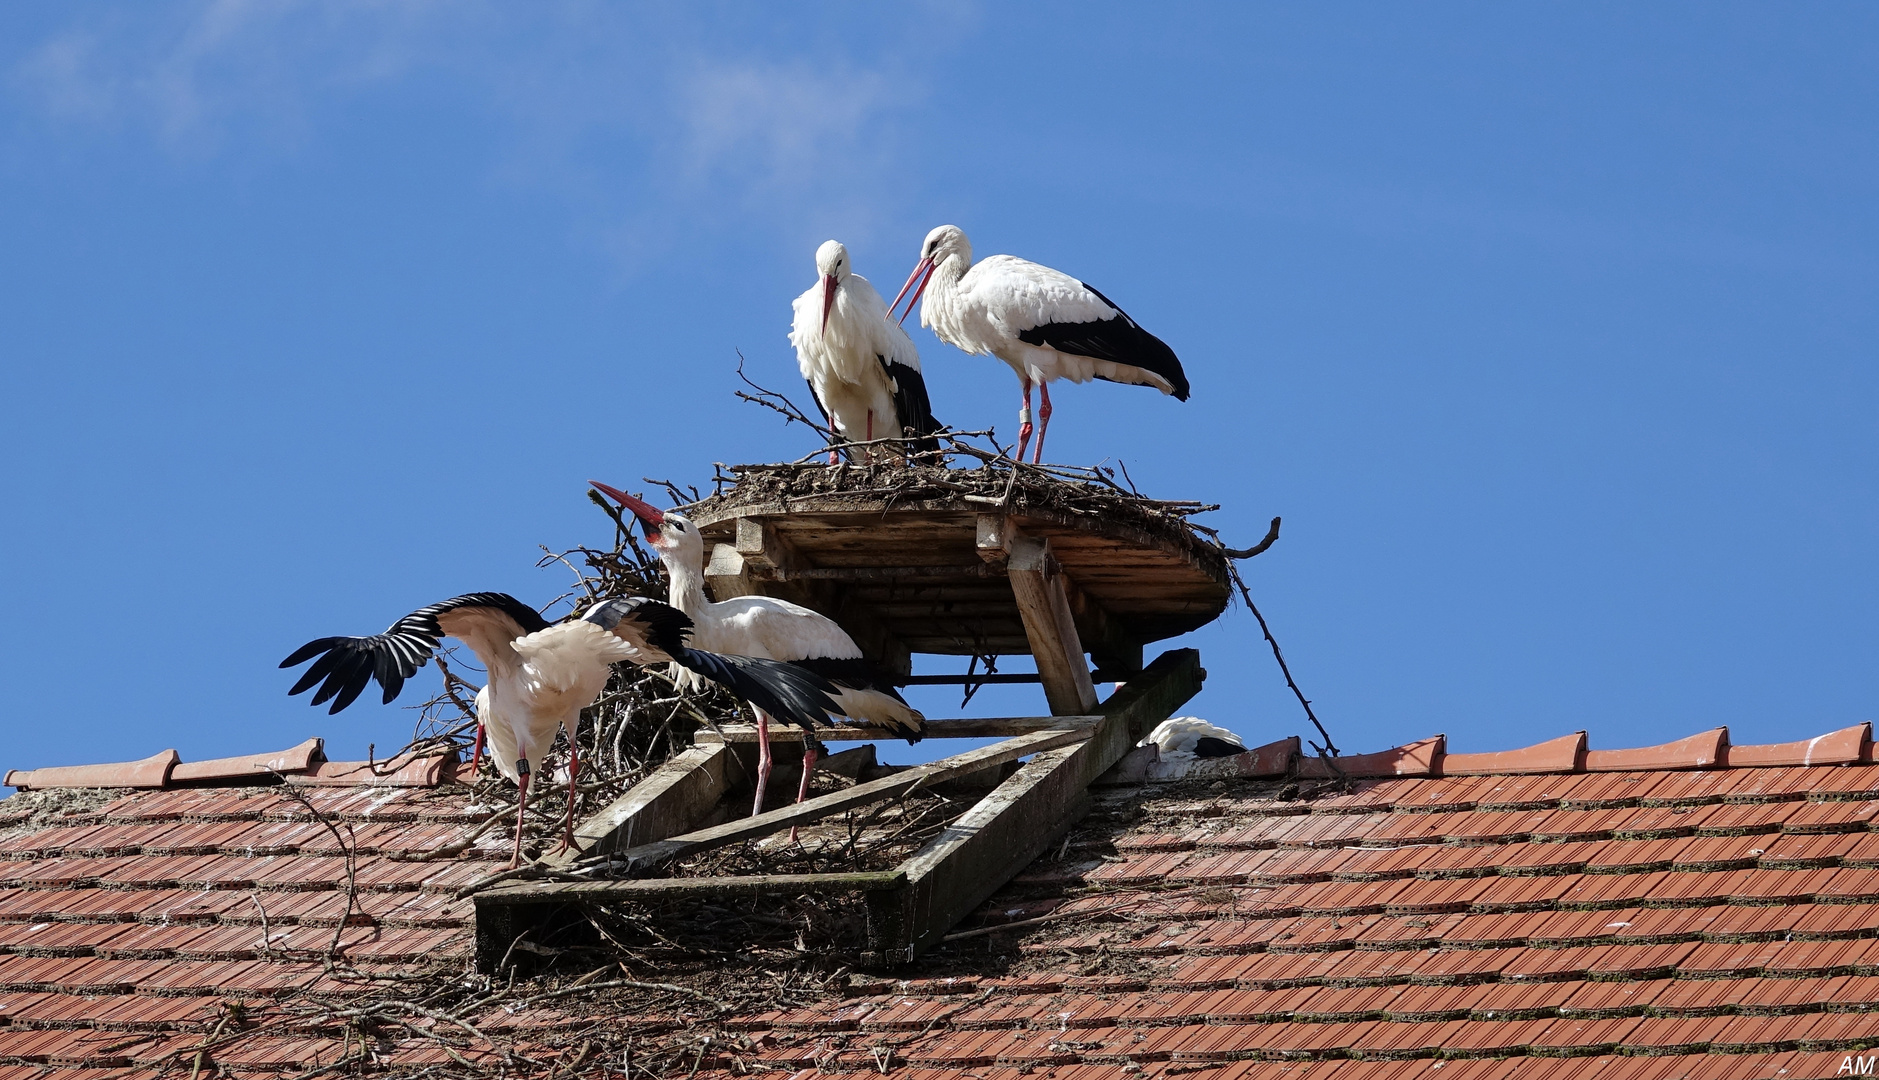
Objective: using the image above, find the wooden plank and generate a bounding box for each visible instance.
[871,647,1206,961]
[613,725,1096,870]
[547,744,739,867]
[478,870,904,906]
[1000,523,1098,715]
[899,673,1043,687]
[694,714,1100,744]
[765,565,1000,582]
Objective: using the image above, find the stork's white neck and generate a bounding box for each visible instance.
[662,548,709,621]
[922,251,976,351]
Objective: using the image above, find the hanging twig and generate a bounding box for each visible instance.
[1226,563,1342,763]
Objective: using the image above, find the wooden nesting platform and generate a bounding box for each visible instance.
[691,491,1232,696]
[472,479,1228,968]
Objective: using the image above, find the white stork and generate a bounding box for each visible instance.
[591,482,924,818]
[282,592,846,866]
[888,224,1190,463]
[789,240,941,463]
[1141,717,1246,761]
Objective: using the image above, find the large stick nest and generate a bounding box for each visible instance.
[685,432,1234,573]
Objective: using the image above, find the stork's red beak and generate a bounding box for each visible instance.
[889,256,935,326]
[821,274,838,332]
[589,480,665,540]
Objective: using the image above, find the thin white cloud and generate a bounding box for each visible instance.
[5,2,967,262]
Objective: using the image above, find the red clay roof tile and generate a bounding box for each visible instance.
[1441,733,1586,777]
[4,751,179,792]
[1557,772,1667,809]
[286,753,455,787]
[1556,978,1668,1019]
[1727,724,1872,769]
[166,738,325,784]
[1583,729,1728,773]
[1297,738,1444,781]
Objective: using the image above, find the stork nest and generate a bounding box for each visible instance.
[684,431,1235,569]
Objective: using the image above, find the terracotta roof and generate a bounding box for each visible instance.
[694,722,1879,1080]
[6,723,1879,1077]
[0,745,503,1075]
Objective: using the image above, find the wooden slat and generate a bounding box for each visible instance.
[694,500,1230,658]
[694,715,1100,744]
[612,725,1096,870]
[478,870,904,906]
[548,743,740,867]
[867,647,1206,961]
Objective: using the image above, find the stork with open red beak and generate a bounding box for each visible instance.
[592,481,923,822]
[790,240,941,464]
[889,225,1189,463]
[282,593,845,867]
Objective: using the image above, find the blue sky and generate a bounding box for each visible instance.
[1,3,1874,773]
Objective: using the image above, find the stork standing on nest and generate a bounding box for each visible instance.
[281,593,845,867]
[591,482,924,820]
[790,239,941,463]
[888,224,1189,463]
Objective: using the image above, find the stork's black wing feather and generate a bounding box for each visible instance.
[1016,283,1190,401]
[672,649,845,733]
[582,595,695,654]
[786,656,912,705]
[280,592,550,715]
[879,356,942,455]
[583,596,846,730]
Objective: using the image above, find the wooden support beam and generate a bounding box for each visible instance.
[869,647,1205,962]
[979,516,1097,715]
[612,725,1096,870]
[694,715,1100,744]
[899,673,1043,687]
[478,870,903,906]
[545,744,739,867]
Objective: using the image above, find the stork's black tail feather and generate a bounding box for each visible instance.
[884,357,944,458]
[672,648,846,732]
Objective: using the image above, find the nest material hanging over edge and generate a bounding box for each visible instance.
[686,452,1230,573]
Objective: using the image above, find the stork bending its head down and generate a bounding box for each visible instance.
[281,592,845,867]
[889,224,1189,464]
[591,481,923,828]
[790,239,941,464]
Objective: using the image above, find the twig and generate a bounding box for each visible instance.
[1216,516,1282,559]
[1226,564,1342,762]
[264,771,360,960]
[734,350,833,440]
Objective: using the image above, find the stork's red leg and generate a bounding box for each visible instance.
[751,710,773,816]
[468,721,485,779]
[788,738,819,844]
[1015,378,1035,462]
[865,410,874,464]
[555,733,579,855]
[508,758,532,869]
[1033,383,1054,464]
